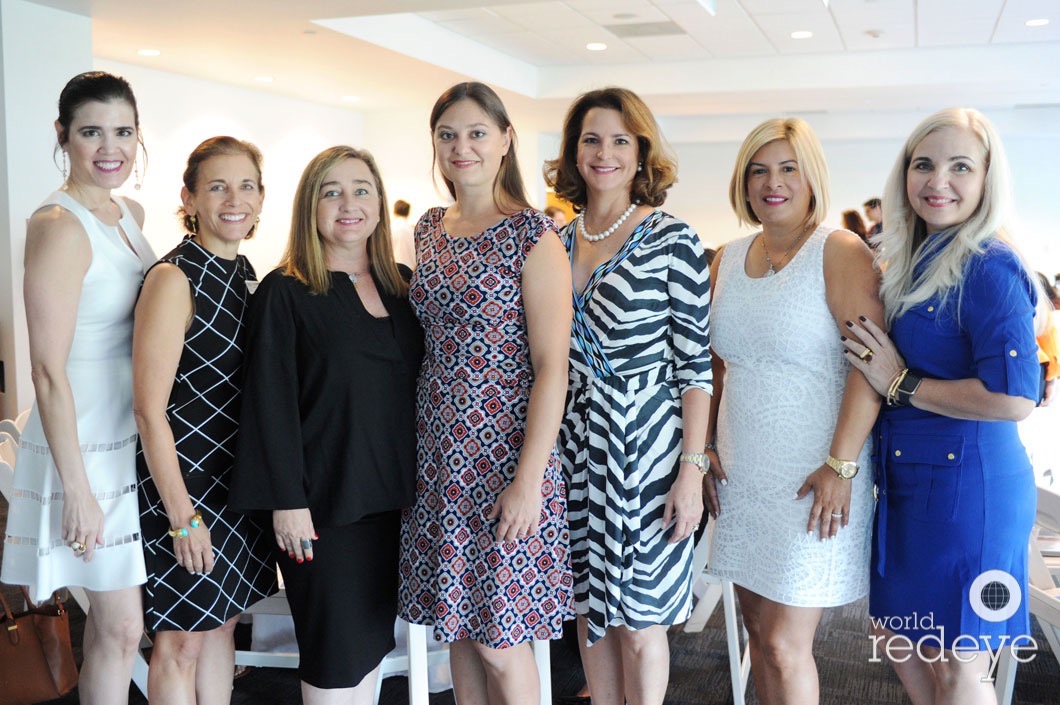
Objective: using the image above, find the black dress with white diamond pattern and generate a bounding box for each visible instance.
[138,237,276,632]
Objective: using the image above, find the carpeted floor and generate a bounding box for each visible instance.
[2,495,1057,704]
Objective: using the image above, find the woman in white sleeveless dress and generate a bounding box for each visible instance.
[706,118,881,705]
[0,72,155,705]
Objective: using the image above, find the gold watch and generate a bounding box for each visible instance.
[825,455,859,479]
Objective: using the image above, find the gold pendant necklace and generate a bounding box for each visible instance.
[761,224,812,276]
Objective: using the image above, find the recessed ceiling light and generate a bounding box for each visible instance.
[586,42,607,51]
[137,49,160,57]
[1026,18,1050,27]
[254,76,274,83]
[342,95,361,103]
[791,30,814,39]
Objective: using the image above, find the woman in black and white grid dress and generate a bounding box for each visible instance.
[133,137,275,704]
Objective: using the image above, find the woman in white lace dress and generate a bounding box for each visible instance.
[706,117,882,705]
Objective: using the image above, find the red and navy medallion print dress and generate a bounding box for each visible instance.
[398,207,574,648]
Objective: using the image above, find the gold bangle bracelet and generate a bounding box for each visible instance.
[168,511,206,539]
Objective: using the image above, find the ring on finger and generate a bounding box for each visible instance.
[70,541,87,555]
[299,538,313,551]
[830,512,844,518]
[858,347,874,362]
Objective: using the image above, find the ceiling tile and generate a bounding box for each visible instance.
[994,0,1060,44]
[754,12,845,53]
[917,0,1001,46]
[625,34,711,60]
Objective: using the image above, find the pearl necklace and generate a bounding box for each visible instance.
[578,203,637,243]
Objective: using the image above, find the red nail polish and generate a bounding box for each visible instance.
[313,534,319,540]
[297,558,304,564]
[288,553,295,559]
[307,556,313,562]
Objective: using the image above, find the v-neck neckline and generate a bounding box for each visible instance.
[568,210,657,301]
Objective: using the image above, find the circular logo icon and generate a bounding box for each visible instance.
[968,570,1022,623]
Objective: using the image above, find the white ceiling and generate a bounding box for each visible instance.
[28,0,1060,131]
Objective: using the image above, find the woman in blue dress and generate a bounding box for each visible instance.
[844,107,1043,704]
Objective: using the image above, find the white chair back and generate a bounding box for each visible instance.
[0,419,19,443]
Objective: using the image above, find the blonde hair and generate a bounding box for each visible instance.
[728,117,830,229]
[874,107,1040,326]
[279,146,407,298]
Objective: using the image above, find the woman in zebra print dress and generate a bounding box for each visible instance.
[546,87,713,705]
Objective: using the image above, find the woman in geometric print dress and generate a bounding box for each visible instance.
[544,87,712,705]
[398,82,574,705]
[0,71,155,705]
[133,137,275,705]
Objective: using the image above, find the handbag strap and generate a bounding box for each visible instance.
[0,588,66,646]
[0,587,19,645]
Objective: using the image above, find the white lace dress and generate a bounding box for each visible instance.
[708,227,872,606]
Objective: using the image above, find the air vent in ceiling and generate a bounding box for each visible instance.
[604,22,686,38]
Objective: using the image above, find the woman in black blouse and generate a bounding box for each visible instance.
[230,146,424,705]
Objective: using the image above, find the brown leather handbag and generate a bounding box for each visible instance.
[0,587,79,705]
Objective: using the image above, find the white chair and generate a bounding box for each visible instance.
[994,485,1060,705]
[0,419,20,443]
[13,409,29,434]
[0,436,15,501]
[235,586,453,705]
[684,521,751,704]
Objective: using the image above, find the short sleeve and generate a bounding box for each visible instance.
[667,219,713,395]
[517,209,551,262]
[229,271,309,512]
[960,244,1039,400]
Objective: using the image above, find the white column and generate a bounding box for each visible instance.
[0,0,92,418]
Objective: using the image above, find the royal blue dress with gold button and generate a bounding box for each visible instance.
[870,234,1039,650]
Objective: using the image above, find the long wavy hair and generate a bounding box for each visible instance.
[430,82,531,214]
[279,146,406,298]
[874,107,1040,326]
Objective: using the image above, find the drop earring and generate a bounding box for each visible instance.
[134,154,142,191]
[62,151,69,181]
[188,215,198,233]
[637,162,643,172]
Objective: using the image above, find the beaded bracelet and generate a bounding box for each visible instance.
[167,512,205,539]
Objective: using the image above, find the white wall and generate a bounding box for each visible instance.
[0,0,93,417]
[97,59,366,276]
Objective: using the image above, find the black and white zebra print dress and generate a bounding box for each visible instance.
[558,210,712,645]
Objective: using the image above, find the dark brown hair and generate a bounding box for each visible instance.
[544,87,676,211]
[54,71,146,172]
